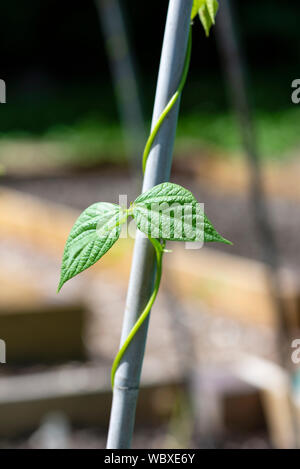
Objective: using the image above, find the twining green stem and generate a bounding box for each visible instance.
[142,26,192,174]
[111,24,192,389]
[111,238,164,388]
[108,208,131,233]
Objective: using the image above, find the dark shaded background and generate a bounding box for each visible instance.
[1,0,299,135]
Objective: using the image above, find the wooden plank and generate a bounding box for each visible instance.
[1,187,299,328]
[0,364,183,437]
[0,304,87,364]
[231,354,299,448]
[166,247,300,327]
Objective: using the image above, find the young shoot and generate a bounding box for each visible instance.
[58,0,226,389]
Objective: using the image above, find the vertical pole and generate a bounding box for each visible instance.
[106,0,193,449]
[215,0,278,272]
[95,0,145,181]
[216,0,299,448]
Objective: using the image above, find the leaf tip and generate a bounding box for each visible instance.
[222,237,233,246]
[57,276,65,293]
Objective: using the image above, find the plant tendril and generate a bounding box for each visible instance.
[111,24,193,389]
[111,238,164,388]
[142,26,192,174]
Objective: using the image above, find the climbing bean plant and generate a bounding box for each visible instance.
[58,0,229,388]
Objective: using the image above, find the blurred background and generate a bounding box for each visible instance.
[0,0,300,448]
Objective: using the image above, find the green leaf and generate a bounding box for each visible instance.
[191,0,205,20]
[133,182,231,244]
[203,213,231,244]
[134,182,196,206]
[206,0,219,24]
[199,0,219,37]
[58,202,124,291]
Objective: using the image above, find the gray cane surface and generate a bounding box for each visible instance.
[106,0,193,449]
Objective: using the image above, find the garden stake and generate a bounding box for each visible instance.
[95,0,145,181]
[106,0,193,448]
[216,0,299,448]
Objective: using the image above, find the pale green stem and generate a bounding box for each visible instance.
[142,26,192,174]
[111,238,163,388]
